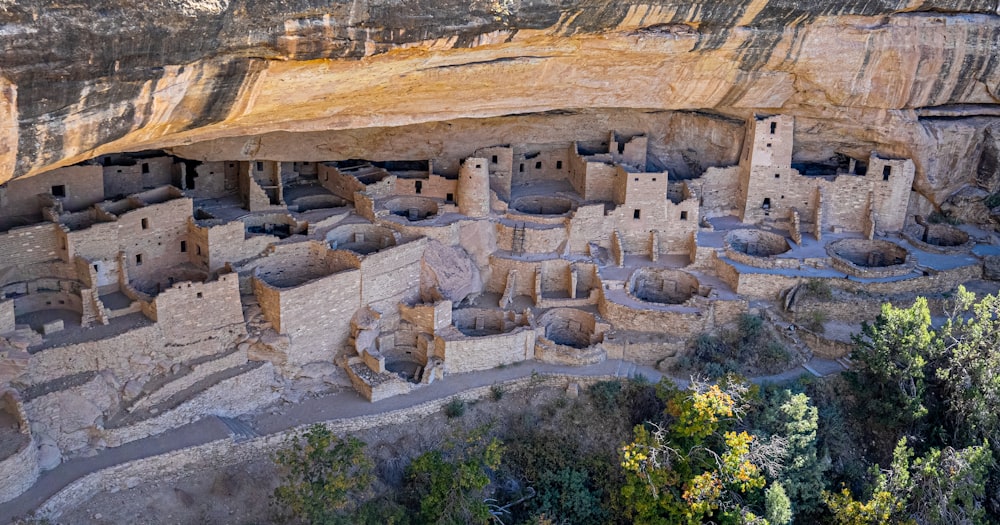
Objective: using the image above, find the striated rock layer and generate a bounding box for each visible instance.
[2,1,1000,211]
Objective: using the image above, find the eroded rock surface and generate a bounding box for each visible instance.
[0,1,999,210]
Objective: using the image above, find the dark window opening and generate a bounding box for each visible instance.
[196,245,202,255]
[415,180,422,194]
[51,185,66,197]
[770,122,777,134]
[475,164,481,169]
[141,163,150,174]
[185,170,196,189]
[652,178,656,181]
[196,292,203,299]
[135,254,143,265]
[766,143,772,148]
[634,177,639,182]
[180,240,187,253]
[256,161,264,171]
[617,141,626,154]
[93,264,99,272]
[491,155,498,163]
[141,218,149,229]
[680,211,688,220]
[774,173,780,179]
[229,163,235,168]
[446,193,454,202]
[535,161,542,169]
[633,209,641,220]
[882,165,892,180]
[762,198,771,209]
[519,163,524,173]
[556,160,563,169]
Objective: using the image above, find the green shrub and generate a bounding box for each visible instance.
[445,398,466,418]
[804,310,828,334]
[490,383,505,401]
[588,380,623,411]
[802,279,833,301]
[985,192,1000,209]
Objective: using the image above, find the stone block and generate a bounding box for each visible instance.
[41,320,64,335]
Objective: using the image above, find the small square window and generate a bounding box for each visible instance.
[196,292,203,299]
[229,163,235,168]
[556,160,563,169]
[633,209,641,220]
[141,218,149,229]
[774,173,780,179]
[634,177,639,182]
[491,155,498,163]
[652,178,656,181]
[766,143,772,148]
[51,185,66,197]
[475,164,481,169]
[535,161,542,169]
[256,161,264,171]
[446,193,454,202]
[135,254,143,265]
[680,211,688,220]
[141,163,150,174]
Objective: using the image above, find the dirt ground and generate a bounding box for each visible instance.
[56,385,571,525]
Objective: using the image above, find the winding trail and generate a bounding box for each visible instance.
[0,357,846,522]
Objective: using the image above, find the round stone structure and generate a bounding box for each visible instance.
[628,268,699,305]
[903,222,973,254]
[724,229,794,269]
[828,238,915,278]
[384,196,439,222]
[537,308,600,349]
[511,195,575,216]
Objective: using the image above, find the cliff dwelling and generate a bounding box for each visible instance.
[2,90,1000,519]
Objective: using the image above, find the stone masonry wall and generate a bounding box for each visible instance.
[153,274,245,345]
[0,223,62,268]
[279,269,361,365]
[435,328,536,374]
[1,165,104,220]
[102,363,278,449]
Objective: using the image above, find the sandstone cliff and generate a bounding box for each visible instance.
[2,1,1000,217]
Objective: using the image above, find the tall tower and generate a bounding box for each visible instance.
[457,157,490,217]
[738,114,795,222]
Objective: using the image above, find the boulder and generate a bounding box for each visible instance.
[421,240,483,304]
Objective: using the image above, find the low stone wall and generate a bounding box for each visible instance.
[799,330,852,359]
[0,433,39,504]
[132,348,249,411]
[534,339,606,366]
[436,327,536,374]
[602,336,687,367]
[102,363,279,448]
[599,295,707,337]
[36,372,620,519]
[723,247,803,270]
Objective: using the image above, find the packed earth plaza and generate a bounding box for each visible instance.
[2,108,999,512]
